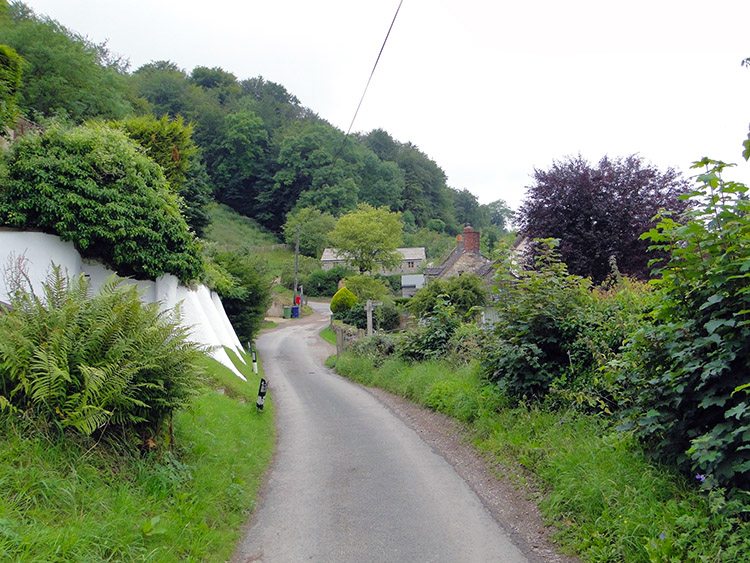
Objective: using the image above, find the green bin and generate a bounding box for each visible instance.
[283,306,292,319]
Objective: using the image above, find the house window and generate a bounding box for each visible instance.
[407,261,415,268]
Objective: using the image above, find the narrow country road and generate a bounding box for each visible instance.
[232,302,528,563]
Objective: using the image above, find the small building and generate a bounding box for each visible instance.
[320,247,426,275]
[400,274,425,298]
[424,225,494,282]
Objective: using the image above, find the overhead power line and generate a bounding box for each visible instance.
[326,0,404,179]
[345,0,404,137]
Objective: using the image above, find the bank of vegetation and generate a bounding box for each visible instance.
[330,150,750,561]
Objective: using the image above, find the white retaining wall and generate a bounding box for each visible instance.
[0,228,247,379]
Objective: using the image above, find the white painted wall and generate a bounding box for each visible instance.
[0,228,247,379]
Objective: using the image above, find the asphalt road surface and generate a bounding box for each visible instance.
[232,302,528,563]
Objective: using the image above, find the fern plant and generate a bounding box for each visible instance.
[0,267,205,445]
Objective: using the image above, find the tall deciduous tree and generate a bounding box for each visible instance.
[518,154,690,283]
[1,3,132,121]
[330,204,403,273]
[282,207,336,258]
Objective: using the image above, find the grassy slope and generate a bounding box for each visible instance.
[0,350,274,562]
[202,203,295,278]
[329,354,750,562]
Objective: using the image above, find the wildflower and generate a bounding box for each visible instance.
[695,473,706,482]
[659,533,665,540]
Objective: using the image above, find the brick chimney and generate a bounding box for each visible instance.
[463,225,480,252]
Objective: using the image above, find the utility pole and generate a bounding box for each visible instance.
[293,225,300,303]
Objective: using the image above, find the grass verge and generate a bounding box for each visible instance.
[0,350,274,562]
[328,353,750,562]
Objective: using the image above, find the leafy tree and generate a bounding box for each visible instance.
[239,76,306,133]
[190,66,241,105]
[0,122,203,282]
[1,3,132,121]
[0,44,22,131]
[116,114,213,236]
[396,143,456,232]
[178,157,213,237]
[330,204,403,273]
[362,128,400,162]
[209,109,270,217]
[357,152,404,209]
[485,199,514,232]
[518,154,690,283]
[451,188,488,230]
[402,227,455,260]
[279,255,320,291]
[260,120,362,227]
[295,177,359,216]
[282,207,336,258]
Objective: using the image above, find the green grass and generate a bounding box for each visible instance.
[202,203,281,250]
[319,326,336,345]
[0,350,274,562]
[329,353,750,562]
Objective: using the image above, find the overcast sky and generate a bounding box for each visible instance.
[20,0,750,210]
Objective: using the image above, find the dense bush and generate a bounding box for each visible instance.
[481,240,653,406]
[0,122,203,282]
[206,249,272,342]
[339,302,401,332]
[480,240,596,399]
[398,297,460,362]
[0,268,205,445]
[306,265,353,297]
[408,273,487,319]
[617,155,750,488]
[330,286,357,314]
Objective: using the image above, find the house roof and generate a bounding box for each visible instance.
[321,247,426,262]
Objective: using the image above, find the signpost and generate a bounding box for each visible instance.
[365,299,383,336]
[256,378,268,410]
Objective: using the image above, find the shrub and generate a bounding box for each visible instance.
[330,286,357,314]
[480,240,596,400]
[617,154,750,488]
[408,273,486,319]
[398,296,460,362]
[206,249,272,342]
[0,268,205,445]
[0,122,203,282]
[306,265,353,297]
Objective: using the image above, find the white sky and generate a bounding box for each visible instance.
[20,0,750,210]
